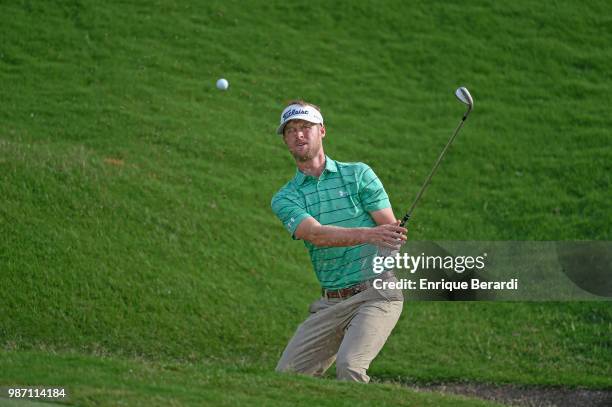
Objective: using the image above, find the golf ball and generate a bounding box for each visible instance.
[216,78,229,90]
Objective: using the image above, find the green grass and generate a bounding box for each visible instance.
[1,0,611,405]
[0,351,503,407]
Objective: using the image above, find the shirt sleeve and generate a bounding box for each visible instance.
[358,164,391,212]
[271,192,312,239]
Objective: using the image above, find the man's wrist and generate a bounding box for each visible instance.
[357,227,371,245]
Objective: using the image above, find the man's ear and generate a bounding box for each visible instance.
[320,124,326,138]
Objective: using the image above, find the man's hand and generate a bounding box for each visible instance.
[364,220,407,250]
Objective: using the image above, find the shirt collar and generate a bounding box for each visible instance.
[324,156,338,173]
[294,156,337,185]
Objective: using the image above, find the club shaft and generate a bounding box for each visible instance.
[399,114,469,227]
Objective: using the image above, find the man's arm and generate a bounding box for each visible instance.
[369,207,398,226]
[294,212,406,249]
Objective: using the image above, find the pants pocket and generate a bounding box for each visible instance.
[375,276,405,302]
[308,298,327,314]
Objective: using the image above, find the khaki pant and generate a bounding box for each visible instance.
[276,274,404,383]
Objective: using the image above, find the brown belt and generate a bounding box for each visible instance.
[322,282,369,299]
[322,272,393,300]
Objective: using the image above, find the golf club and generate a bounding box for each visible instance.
[399,87,474,227]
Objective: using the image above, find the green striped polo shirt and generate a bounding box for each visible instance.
[271,156,391,290]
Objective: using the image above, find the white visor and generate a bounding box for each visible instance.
[276,104,324,135]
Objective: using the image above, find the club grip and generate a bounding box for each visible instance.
[399,214,411,228]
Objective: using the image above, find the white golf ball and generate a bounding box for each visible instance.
[216,78,229,90]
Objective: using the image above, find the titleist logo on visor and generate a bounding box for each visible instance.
[276,103,324,134]
[282,108,309,120]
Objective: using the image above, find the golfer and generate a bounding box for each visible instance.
[271,100,407,383]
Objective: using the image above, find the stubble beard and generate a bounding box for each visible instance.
[293,141,321,162]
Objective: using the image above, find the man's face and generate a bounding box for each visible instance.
[282,119,326,162]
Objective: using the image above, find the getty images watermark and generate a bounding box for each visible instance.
[369,241,612,301]
[372,251,518,292]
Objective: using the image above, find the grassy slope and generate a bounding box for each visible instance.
[1,0,611,404]
[0,351,503,407]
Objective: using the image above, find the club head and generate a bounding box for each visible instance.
[455,87,473,115]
